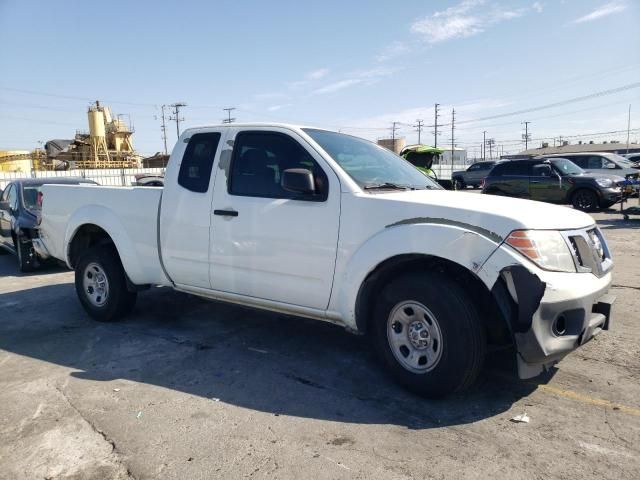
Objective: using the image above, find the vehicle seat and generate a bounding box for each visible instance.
[236,148,279,195]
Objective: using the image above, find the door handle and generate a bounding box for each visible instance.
[213,209,238,217]
[530,180,541,183]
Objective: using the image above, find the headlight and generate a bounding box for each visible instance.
[505,230,576,272]
[595,178,614,188]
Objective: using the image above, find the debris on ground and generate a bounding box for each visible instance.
[511,413,530,424]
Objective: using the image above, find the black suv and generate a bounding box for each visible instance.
[481,158,624,211]
[452,161,502,189]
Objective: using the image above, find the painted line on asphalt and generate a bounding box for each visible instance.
[538,384,640,417]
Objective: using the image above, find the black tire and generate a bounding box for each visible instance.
[14,233,38,272]
[74,245,137,322]
[571,189,599,212]
[371,272,486,398]
[453,178,465,190]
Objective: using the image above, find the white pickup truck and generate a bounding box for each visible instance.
[36,124,615,397]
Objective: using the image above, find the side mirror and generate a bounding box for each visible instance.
[0,200,9,211]
[281,168,315,195]
[606,163,616,169]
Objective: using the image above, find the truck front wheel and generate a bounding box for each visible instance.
[371,272,486,397]
[75,245,137,322]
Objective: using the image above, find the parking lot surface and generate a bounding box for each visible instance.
[1,210,639,480]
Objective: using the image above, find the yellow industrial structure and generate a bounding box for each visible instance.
[0,101,141,171]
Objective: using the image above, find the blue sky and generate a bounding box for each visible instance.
[1,0,639,157]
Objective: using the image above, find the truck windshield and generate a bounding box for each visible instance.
[303,128,442,191]
[550,158,584,176]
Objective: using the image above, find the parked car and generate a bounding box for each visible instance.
[542,152,639,180]
[133,173,164,187]
[0,177,98,271]
[622,152,640,168]
[36,124,615,397]
[452,161,503,189]
[481,158,624,211]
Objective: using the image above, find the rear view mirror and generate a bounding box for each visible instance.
[282,168,315,194]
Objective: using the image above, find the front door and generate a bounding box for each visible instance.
[209,127,340,310]
[529,164,566,203]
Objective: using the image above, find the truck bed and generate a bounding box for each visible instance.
[39,185,166,285]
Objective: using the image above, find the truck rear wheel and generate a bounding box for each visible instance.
[75,245,137,322]
[371,272,486,397]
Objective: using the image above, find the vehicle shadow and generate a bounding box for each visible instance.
[0,281,551,430]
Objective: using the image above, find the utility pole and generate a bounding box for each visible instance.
[487,138,495,159]
[390,121,400,141]
[450,108,456,168]
[433,103,440,148]
[414,119,424,144]
[626,104,632,154]
[160,105,168,155]
[169,102,187,138]
[223,107,236,124]
[482,130,487,161]
[522,121,531,150]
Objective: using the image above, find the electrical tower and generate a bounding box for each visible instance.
[169,102,187,138]
[522,121,531,150]
[414,119,424,144]
[223,107,236,124]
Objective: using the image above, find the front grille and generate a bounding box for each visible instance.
[562,228,612,277]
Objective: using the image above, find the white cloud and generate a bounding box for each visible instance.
[311,67,398,95]
[254,92,288,101]
[572,2,627,24]
[267,104,292,112]
[306,68,330,80]
[410,0,528,44]
[376,41,410,62]
[313,79,364,95]
[532,2,544,13]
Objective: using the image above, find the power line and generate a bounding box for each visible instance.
[449,82,640,127]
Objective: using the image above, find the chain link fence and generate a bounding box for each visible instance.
[0,168,165,190]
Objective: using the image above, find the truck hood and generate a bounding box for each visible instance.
[371,190,595,242]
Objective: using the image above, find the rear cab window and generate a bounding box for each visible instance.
[178,132,222,193]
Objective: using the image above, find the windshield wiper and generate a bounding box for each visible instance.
[363,182,415,191]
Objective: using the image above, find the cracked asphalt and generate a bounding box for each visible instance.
[0,210,639,479]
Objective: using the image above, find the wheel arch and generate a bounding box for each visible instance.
[64,205,146,283]
[354,254,513,347]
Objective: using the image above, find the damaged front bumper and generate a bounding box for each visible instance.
[479,245,615,379]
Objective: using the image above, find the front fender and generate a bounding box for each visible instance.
[64,205,146,284]
[330,222,503,329]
